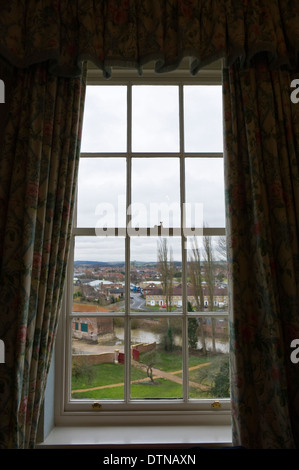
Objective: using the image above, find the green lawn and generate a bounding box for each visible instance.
[131,379,182,399]
[72,362,147,391]
[72,379,184,400]
[142,350,210,372]
[72,385,124,400]
[71,350,223,400]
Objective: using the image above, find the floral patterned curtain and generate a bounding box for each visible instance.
[0,62,86,448]
[0,1,298,77]
[223,56,299,448]
[0,0,299,450]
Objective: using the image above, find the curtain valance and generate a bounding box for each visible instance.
[0,0,298,78]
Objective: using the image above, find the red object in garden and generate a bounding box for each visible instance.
[132,348,139,361]
[118,352,125,364]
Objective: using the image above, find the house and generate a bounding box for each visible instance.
[145,284,228,309]
[72,316,114,342]
[108,287,125,301]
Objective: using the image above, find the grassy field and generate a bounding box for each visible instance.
[72,362,147,390]
[143,349,209,372]
[71,351,228,400]
[73,379,185,400]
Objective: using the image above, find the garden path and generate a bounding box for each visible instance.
[72,361,211,393]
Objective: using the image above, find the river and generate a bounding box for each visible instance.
[114,327,229,354]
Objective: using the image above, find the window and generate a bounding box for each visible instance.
[56,65,230,426]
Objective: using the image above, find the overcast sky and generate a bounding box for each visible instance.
[75,84,224,263]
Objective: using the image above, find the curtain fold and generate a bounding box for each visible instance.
[223,56,299,448]
[0,62,86,448]
[0,0,298,78]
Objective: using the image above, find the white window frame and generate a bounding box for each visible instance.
[54,60,231,428]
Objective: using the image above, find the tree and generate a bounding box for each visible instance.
[188,236,204,311]
[157,238,174,312]
[140,349,158,384]
[130,261,141,285]
[217,235,227,261]
[215,235,228,286]
[188,302,198,350]
[203,235,216,352]
[162,326,174,352]
[188,237,206,354]
[211,356,230,398]
[203,235,215,311]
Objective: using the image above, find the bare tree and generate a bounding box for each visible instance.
[139,349,158,384]
[188,236,206,355]
[217,235,227,261]
[215,235,228,285]
[130,261,141,286]
[157,238,174,312]
[203,235,216,352]
[203,235,215,311]
[188,236,205,311]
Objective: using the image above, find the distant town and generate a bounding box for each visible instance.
[73,259,228,312]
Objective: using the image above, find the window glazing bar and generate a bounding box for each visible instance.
[179,84,188,402]
[79,152,223,159]
[125,84,132,403]
[72,227,226,236]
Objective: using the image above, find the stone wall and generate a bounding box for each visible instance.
[132,342,156,354]
[72,351,116,366]
[72,342,156,366]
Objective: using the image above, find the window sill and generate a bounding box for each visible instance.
[36,424,232,449]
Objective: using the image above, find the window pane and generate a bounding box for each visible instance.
[81,86,127,152]
[130,317,183,399]
[188,316,229,399]
[186,234,229,399]
[185,158,225,228]
[184,86,223,152]
[73,237,125,313]
[186,235,228,310]
[77,158,126,228]
[132,86,179,152]
[130,237,182,313]
[71,317,125,400]
[131,158,180,229]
